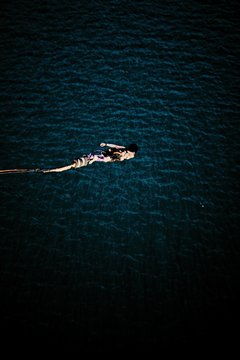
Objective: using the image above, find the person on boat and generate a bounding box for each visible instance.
[72,143,138,168]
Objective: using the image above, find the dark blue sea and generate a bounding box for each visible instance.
[0,0,239,352]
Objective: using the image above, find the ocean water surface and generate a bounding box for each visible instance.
[0,0,239,351]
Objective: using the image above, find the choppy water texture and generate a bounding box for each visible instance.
[0,0,239,351]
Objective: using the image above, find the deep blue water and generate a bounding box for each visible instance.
[0,0,239,351]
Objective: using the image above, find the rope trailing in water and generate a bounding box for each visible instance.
[0,157,89,174]
[0,164,73,174]
[0,168,38,174]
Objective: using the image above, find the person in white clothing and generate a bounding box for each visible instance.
[72,143,138,168]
